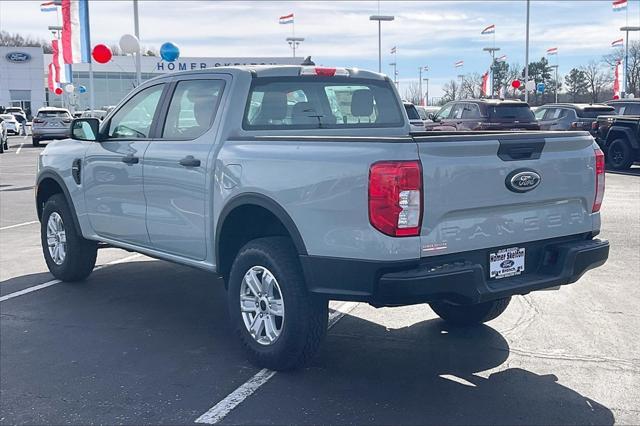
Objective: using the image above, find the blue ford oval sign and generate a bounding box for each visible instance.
[5,51,31,63]
[500,259,515,268]
[506,169,541,193]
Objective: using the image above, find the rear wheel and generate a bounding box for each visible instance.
[429,297,511,326]
[41,194,97,281]
[607,138,635,170]
[32,136,40,147]
[227,237,328,371]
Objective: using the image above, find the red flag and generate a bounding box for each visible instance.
[48,63,55,91]
[613,60,622,99]
[481,71,490,96]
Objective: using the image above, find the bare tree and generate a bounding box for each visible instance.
[0,31,52,53]
[441,79,460,103]
[580,61,611,103]
[461,72,483,99]
[403,82,421,105]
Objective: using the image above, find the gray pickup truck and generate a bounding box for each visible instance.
[36,65,609,370]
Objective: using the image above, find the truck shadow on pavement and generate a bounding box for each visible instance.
[279,312,616,426]
[0,259,615,425]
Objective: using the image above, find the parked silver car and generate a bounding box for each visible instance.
[0,116,9,153]
[0,114,21,135]
[31,107,72,147]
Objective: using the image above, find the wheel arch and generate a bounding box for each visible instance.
[215,193,308,281]
[36,171,83,236]
[606,126,638,149]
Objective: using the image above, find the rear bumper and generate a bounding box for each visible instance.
[300,235,609,306]
[32,128,70,139]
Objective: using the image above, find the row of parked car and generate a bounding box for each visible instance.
[403,98,640,170]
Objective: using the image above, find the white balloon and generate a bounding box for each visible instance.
[525,80,536,92]
[119,34,140,54]
[64,84,75,93]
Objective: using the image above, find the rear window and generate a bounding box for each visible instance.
[38,111,70,118]
[404,104,421,120]
[243,77,404,130]
[489,105,535,121]
[578,107,615,118]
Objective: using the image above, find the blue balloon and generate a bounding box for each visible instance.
[78,85,87,94]
[160,42,180,62]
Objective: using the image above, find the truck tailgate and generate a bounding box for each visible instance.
[414,132,598,257]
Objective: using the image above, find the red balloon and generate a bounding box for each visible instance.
[613,95,620,100]
[92,44,112,64]
[511,80,521,89]
[54,87,63,95]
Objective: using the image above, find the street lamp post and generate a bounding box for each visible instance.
[286,37,305,58]
[369,15,394,73]
[133,0,141,86]
[483,47,500,98]
[419,66,428,106]
[550,64,559,103]
[620,26,640,97]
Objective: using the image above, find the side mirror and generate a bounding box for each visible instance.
[71,118,100,142]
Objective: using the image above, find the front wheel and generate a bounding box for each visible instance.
[41,194,97,281]
[607,138,635,170]
[227,237,328,371]
[429,297,511,326]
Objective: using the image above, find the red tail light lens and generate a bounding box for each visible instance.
[593,148,605,212]
[33,118,44,124]
[369,161,422,237]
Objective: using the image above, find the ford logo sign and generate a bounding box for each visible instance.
[500,259,515,268]
[506,169,541,193]
[5,52,31,63]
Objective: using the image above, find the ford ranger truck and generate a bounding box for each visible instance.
[35,65,609,371]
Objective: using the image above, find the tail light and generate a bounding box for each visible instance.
[33,118,44,124]
[570,122,579,129]
[62,119,71,123]
[300,66,349,77]
[591,121,598,130]
[592,148,605,213]
[369,161,422,237]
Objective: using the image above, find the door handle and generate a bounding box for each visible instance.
[121,155,139,165]
[179,155,201,167]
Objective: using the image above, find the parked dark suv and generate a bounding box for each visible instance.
[534,103,614,135]
[426,99,539,131]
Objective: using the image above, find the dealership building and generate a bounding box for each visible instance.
[1,45,302,116]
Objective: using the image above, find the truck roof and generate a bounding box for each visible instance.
[150,65,388,81]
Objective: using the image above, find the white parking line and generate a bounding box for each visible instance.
[0,253,142,302]
[15,143,24,154]
[0,221,39,231]
[194,301,360,424]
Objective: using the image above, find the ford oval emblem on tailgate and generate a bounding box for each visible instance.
[506,169,541,193]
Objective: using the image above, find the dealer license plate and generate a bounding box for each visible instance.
[489,247,525,279]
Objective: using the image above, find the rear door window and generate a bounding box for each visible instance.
[625,103,640,115]
[162,79,225,140]
[461,103,481,119]
[243,77,403,129]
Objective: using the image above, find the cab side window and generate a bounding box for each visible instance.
[162,79,225,139]
[107,84,164,139]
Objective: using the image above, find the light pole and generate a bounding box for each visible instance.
[524,0,530,103]
[458,74,465,99]
[483,47,500,98]
[550,64,559,103]
[620,26,640,97]
[133,0,141,86]
[286,37,305,58]
[419,66,428,105]
[389,62,398,87]
[369,15,394,73]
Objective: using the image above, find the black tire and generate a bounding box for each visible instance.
[227,236,328,371]
[41,194,97,282]
[607,138,635,170]
[430,297,511,326]
[32,136,40,147]
[0,138,4,153]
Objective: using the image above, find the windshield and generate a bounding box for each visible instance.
[38,111,70,118]
[578,107,615,118]
[243,77,404,130]
[489,105,535,121]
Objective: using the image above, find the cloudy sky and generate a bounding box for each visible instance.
[1,0,639,98]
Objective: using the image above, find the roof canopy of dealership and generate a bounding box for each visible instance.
[1,46,301,116]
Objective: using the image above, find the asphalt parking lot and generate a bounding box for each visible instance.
[1,135,639,425]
